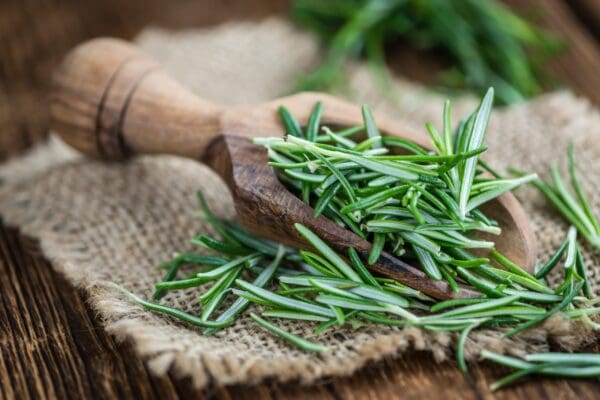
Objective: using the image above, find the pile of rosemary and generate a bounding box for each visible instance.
[118,89,599,389]
[291,0,561,105]
[258,88,539,290]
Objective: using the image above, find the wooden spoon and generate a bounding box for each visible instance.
[50,38,536,300]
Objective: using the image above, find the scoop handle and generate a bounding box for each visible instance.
[50,38,223,160]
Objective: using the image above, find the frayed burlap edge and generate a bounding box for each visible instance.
[0,19,599,389]
[0,134,597,389]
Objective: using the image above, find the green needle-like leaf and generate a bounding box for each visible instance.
[306,101,323,142]
[251,313,327,352]
[295,223,362,282]
[279,106,304,138]
[458,88,494,220]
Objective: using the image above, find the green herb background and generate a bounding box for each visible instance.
[291,0,563,105]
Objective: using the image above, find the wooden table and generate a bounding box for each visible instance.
[1,1,599,398]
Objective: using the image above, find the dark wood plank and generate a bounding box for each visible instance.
[0,223,184,400]
[1,221,599,400]
[568,0,600,40]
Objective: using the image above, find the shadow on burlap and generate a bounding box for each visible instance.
[0,18,598,388]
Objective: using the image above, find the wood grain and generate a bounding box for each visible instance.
[1,222,598,400]
[569,0,600,40]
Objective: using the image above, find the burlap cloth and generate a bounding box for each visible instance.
[0,18,599,388]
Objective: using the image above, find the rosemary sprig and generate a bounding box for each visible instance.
[115,190,598,389]
[482,351,600,390]
[115,92,598,391]
[512,145,600,253]
[256,90,537,289]
[250,312,328,352]
[291,0,562,105]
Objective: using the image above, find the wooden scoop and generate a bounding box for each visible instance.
[50,38,536,300]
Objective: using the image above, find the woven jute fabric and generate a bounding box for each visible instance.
[1,18,599,388]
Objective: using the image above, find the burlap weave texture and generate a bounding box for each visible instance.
[0,19,598,388]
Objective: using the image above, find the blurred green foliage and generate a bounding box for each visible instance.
[292,0,563,105]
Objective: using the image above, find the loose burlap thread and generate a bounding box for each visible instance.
[0,19,599,389]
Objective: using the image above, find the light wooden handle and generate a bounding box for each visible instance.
[50,38,224,160]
